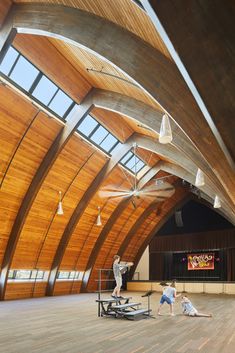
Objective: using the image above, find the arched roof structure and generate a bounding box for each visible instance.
[0,0,234,300]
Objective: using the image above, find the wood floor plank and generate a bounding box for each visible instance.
[0,291,234,353]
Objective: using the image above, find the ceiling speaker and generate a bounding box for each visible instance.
[175,210,183,227]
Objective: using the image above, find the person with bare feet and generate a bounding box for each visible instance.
[157,280,181,316]
[111,255,133,299]
[181,295,212,317]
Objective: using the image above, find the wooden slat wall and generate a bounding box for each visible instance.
[87,198,152,291]
[13,0,171,58]
[0,85,62,267]
[11,136,101,269]
[13,34,91,103]
[5,281,47,300]
[60,167,130,272]
[53,280,82,296]
[123,186,189,266]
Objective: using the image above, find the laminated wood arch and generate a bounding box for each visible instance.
[0,1,233,300]
[46,135,137,296]
[7,2,235,208]
[0,93,95,300]
[119,183,187,260]
[129,193,191,278]
[81,162,162,291]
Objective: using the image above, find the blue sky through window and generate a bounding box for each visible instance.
[90,125,109,144]
[0,46,18,75]
[10,56,39,91]
[78,115,98,136]
[120,151,133,164]
[48,89,73,117]
[32,76,58,105]
[99,133,117,151]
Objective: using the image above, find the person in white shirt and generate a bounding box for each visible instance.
[111,255,133,299]
[157,281,180,316]
[181,296,212,317]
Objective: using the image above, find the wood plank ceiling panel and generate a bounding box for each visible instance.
[0,87,62,266]
[59,166,131,271]
[0,85,37,186]
[12,34,151,143]
[87,198,151,291]
[13,34,91,103]
[123,186,188,263]
[0,0,12,28]
[11,135,98,269]
[48,38,161,110]
[91,107,133,143]
[31,147,107,271]
[13,0,171,58]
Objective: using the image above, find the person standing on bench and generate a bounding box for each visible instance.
[111,255,133,299]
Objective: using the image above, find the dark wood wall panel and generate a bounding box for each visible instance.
[149,228,235,253]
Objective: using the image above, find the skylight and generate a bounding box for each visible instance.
[0,45,146,174]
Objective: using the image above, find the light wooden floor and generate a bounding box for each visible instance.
[0,291,234,353]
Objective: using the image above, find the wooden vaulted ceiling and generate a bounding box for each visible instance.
[0,0,234,300]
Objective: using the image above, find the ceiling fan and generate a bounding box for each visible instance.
[99,143,175,205]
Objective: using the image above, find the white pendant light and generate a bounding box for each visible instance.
[195,168,205,187]
[57,191,64,215]
[214,195,221,208]
[96,206,102,226]
[159,113,173,144]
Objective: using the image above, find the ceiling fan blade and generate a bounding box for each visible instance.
[140,193,168,200]
[100,185,131,193]
[99,190,131,198]
[108,194,133,200]
[141,181,174,192]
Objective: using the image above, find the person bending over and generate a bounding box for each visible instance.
[181,295,212,317]
[157,281,181,316]
[111,255,133,299]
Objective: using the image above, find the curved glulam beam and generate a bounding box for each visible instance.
[119,183,187,260]
[92,90,234,221]
[10,3,235,206]
[46,135,137,296]
[81,162,162,292]
[0,91,95,300]
[160,161,233,224]
[129,194,191,278]
[134,134,235,223]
